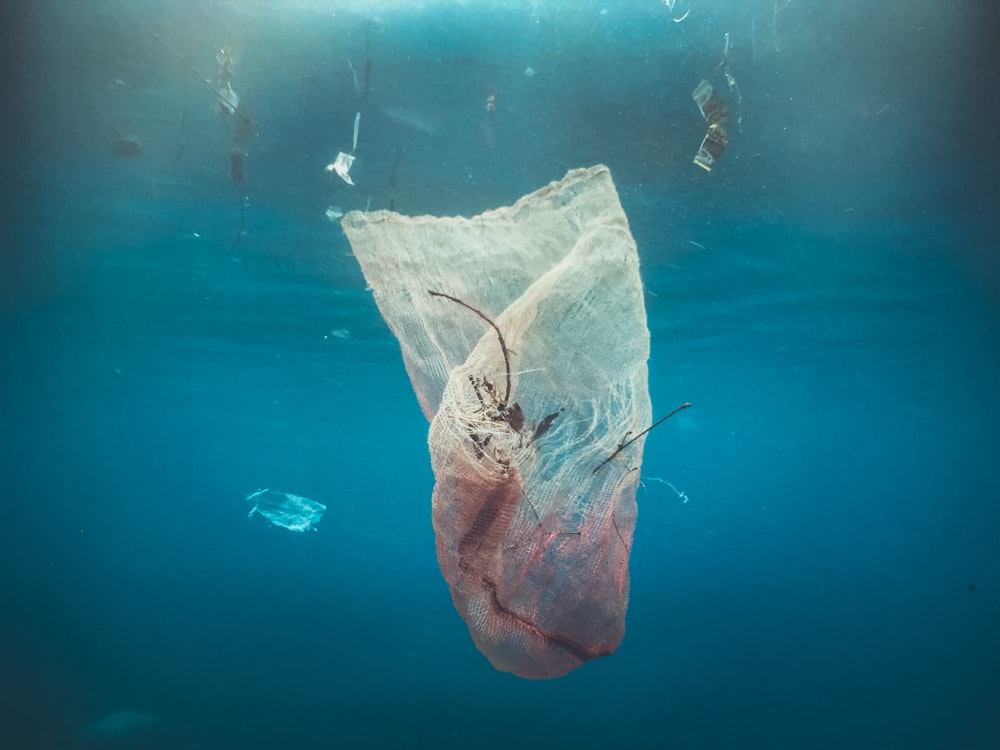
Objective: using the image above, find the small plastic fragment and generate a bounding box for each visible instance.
[246,488,327,532]
[691,80,729,171]
[325,111,362,185]
[326,152,356,185]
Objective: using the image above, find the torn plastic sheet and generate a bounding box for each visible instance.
[693,125,728,171]
[326,111,361,186]
[246,488,327,532]
[326,152,356,185]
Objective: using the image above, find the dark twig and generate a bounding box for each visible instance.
[429,290,511,408]
[592,402,692,475]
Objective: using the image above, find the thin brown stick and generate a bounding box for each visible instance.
[592,402,692,475]
[429,290,511,407]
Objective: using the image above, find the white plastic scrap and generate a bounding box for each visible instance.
[326,152,356,185]
[325,111,362,186]
[246,488,327,532]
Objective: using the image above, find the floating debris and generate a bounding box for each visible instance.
[347,57,361,94]
[326,111,361,186]
[246,488,327,533]
[691,80,728,171]
[327,152,356,185]
[664,0,690,22]
[215,48,239,114]
[717,32,744,133]
[111,133,141,158]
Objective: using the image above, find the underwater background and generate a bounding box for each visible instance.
[1,1,998,748]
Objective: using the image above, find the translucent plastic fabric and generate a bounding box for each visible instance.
[246,488,326,532]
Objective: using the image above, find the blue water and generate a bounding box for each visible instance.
[2,1,998,748]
